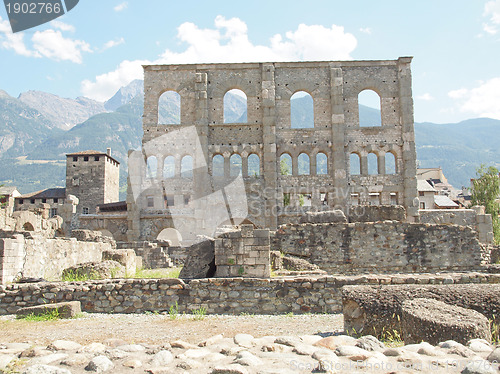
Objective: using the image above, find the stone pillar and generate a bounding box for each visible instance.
[261,64,278,229]
[398,57,419,222]
[378,154,386,175]
[330,65,348,211]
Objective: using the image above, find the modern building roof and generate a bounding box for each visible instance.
[0,186,20,196]
[97,201,127,212]
[17,188,66,200]
[434,195,459,208]
[66,150,120,164]
[417,180,436,192]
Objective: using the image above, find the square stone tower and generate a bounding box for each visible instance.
[66,149,120,214]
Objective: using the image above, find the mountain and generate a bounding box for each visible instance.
[104,79,144,111]
[0,90,63,159]
[18,90,107,131]
[415,118,500,188]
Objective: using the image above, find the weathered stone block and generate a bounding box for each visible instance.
[16,301,81,319]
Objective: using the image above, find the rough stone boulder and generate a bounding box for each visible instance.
[102,249,137,276]
[401,298,492,345]
[270,251,320,272]
[62,260,125,280]
[179,237,215,279]
[342,284,500,338]
[299,210,347,224]
[16,301,81,319]
[71,229,116,248]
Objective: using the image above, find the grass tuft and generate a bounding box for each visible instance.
[17,308,61,322]
[192,306,207,321]
[132,267,182,279]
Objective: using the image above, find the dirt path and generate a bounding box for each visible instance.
[0,313,344,346]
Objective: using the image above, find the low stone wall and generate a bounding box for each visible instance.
[272,222,486,274]
[0,234,112,284]
[1,272,499,315]
[348,205,406,223]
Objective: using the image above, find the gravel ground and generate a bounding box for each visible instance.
[0,313,344,346]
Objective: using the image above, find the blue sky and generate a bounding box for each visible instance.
[1,0,500,123]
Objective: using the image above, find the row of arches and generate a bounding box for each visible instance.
[212,153,260,177]
[146,155,193,179]
[279,152,328,176]
[157,88,383,128]
[349,152,397,175]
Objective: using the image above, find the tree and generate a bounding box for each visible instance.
[470,165,500,244]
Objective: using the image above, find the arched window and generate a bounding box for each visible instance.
[367,152,378,175]
[316,153,328,175]
[230,154,242,176]
[298,153,310,175]
[212,155,224,177]
[158,91,181,124]
[181,155,193,178]
[291,91,314,128]
[247,154,260,177]
[280,154,292,176]
[350,153,360,175]
[224,89,247,123]
[358,89,382,127]
[163,156,175,178]
[146,156,157,179]
[385,152,396,174]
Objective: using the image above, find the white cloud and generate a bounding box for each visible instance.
[448,78,500,119]
[81,16,358,101]
[483,0,500,34]
[102,37,125,51]
[0,16,37,57]
[114,2,128,12]
[416,93,434,101]
[50,20,75,33]
[359,27,372,34]
[32,29,91,63]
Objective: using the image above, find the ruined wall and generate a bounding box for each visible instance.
[272,222,486,274]
[215,225,270,278]
[419,208,494,244]
[0,234,112,284]
[1,272,499,315]
[127,58,418,242]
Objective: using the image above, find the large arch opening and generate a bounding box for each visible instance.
[158,90,181,124]
[157,228,183,246]
[298,153,310,175]
[224,89,247,123]
[146,156,157,179]
[181,155,193,178]
[350,153,361,175]
[280,153,292,176]
[247,154,260,177]
[291,91,314,128]
[386,152,397,174]
[163,156,175,178]
[316,152,328,175]
[359,89,382,127]
[367,152,378,175]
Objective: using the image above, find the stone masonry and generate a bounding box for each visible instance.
[126,58,418,243]
[215,224,270,278]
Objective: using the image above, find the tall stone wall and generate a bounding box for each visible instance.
[0,233,111,284]
[272,222,486,274]
[127,58,418,242]
[1,272,499,316]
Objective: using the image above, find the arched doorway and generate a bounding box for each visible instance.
[157,228,183,246]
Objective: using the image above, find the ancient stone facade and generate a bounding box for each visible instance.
[66,149,120,215]
[127,58,418,244]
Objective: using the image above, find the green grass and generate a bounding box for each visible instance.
[132,267,182,279]
[168,302,179,320]
[2,358,28,374]
[491,316,499,344]
[192,306,207,321]
[17,308,61,322]
[61,269,100,282]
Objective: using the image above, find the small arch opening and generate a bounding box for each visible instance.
[291,91,314,128]
[247,154,260,177]
[146,156,157,179]
[224,89,247,123]
[23,222,34,231]
[316,152,328,175]
[158,90,181,124]
[212,154,224,177]
[298,153,310,175]
[280,154,292,176]
[385,152,396,174]
[181,155,193,178]
[230,154,242,176]
[157,228,183,246]
[163,156,175,178]
[358,89,382,127]
[367,152,378,174]
[350,153,361,175]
